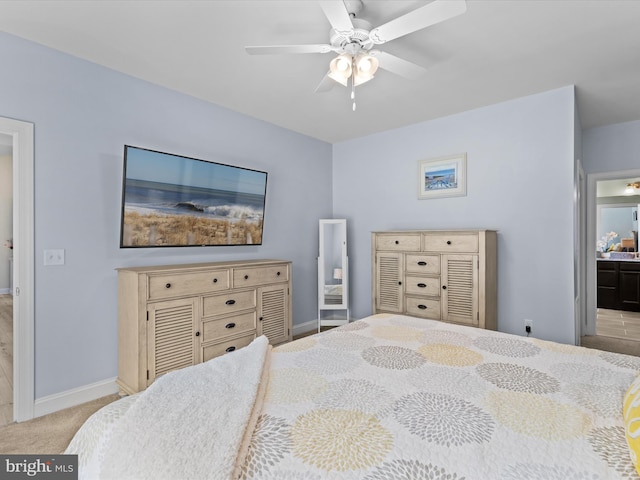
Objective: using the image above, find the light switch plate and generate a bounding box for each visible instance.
[44,249,65,266]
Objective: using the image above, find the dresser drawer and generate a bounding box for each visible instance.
[375,234,421,252]
[202,311,256,344]
[405,254,441,274]
[233,264,289,287]
[202,333,256,362]
[406,297,441,319]
[405,275,441,296]
[202,289,256,317]
[148,270,230,300]
[423,233,478,253]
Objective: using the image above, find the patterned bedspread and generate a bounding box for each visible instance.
[67,314,640,479]
[241,314,640,479]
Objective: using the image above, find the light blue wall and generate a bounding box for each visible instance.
[582,120,640,174]
[0,32,333,398]
[333,86,577,343]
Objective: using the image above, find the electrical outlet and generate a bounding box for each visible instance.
[44,249,65,266]
[524,319,533,335]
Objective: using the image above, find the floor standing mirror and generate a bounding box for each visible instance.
[318,219,349,331]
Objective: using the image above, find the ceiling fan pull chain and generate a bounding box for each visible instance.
[351,57,357,111]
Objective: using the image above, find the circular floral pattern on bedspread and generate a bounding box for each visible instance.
[407,366,488,401]
[498,463,603,480]
[588,426,639,478]
[531,338,598,356]
[371,325,424,342]
[486,391,591,440]
[422,330,473,347]
[476,363,560,394]
[275,336,317,353]
[474,336,541,358]
[418,343,483,367]
[295,348,361,375]
[240,414,291,480]
[599,351,640,370]
[363,459,464,480]
[266,368,328,404]
[563,383,625,418]
[393,392,494,446]
[362,346,426,370]
[318,332,376,351]
[549,362,634,387]
[314,379,395,415]
[336,320,369,332]
[291,409,393,471]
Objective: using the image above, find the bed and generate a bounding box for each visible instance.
[66,313,640,479]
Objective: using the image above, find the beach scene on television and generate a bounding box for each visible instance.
[121,147,267,247]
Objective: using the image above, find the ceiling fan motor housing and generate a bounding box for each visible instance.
[329,18,374,52]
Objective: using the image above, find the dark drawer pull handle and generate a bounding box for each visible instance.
[276,271,281,276]
[213,278,218,283]
[195,331,200,337]
[398,281,402,286]
[442,285,447,290]
[165,283,171,289]
[417,283,427,288]
[446,240,452,245]
[417,261,427,266]
[225,322,236,329]
[244,275,249,280]
[259,316,263,321]
[418,304,427,310]
[226,346,236,353]
[225,299,236,305]
[395,240,399,244]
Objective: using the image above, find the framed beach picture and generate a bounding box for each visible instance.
[418,153,467,199]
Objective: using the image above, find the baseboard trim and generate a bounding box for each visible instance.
[293,320,317,337]
[33,377,119,418]
[0,288,9,294]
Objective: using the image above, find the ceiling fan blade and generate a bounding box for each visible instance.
[371,51,427,79]
[315,73,337,93]
[370,0,466,44]
[245,44,333,55]
[318,0,354,35]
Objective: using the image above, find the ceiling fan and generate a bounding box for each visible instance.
[245,0,467,110]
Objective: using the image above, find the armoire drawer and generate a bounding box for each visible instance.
[406,297,441,319]
[202,311,256,344]
[202,289,256,317]
[423,234,478,253]
[375,234,421,252]
[148,270,230,300]
[405,275,441,296]
[405,254,441,274]
[233,264,289,287]
[202,333,256,362]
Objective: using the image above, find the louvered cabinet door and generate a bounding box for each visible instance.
[147,297,199,385]
[374,252,403,313]
[257,284,290,345]
[441,254,479,326]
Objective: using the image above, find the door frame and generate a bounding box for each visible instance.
[0,116,34,422]
[585,168,640,337]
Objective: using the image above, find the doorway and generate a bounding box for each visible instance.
[0,116,34,423]
[584,170,640,355]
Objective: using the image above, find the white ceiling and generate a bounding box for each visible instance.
[0,0,639,143]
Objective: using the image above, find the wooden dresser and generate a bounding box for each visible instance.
[116,259,292,394]
[372,230,497,329]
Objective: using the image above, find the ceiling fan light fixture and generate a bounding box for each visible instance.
[353,53,378,86]
[328,54,353,86]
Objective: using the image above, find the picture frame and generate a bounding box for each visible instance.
[418,153,467,199]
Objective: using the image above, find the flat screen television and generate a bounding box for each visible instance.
[120,145,268,248]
